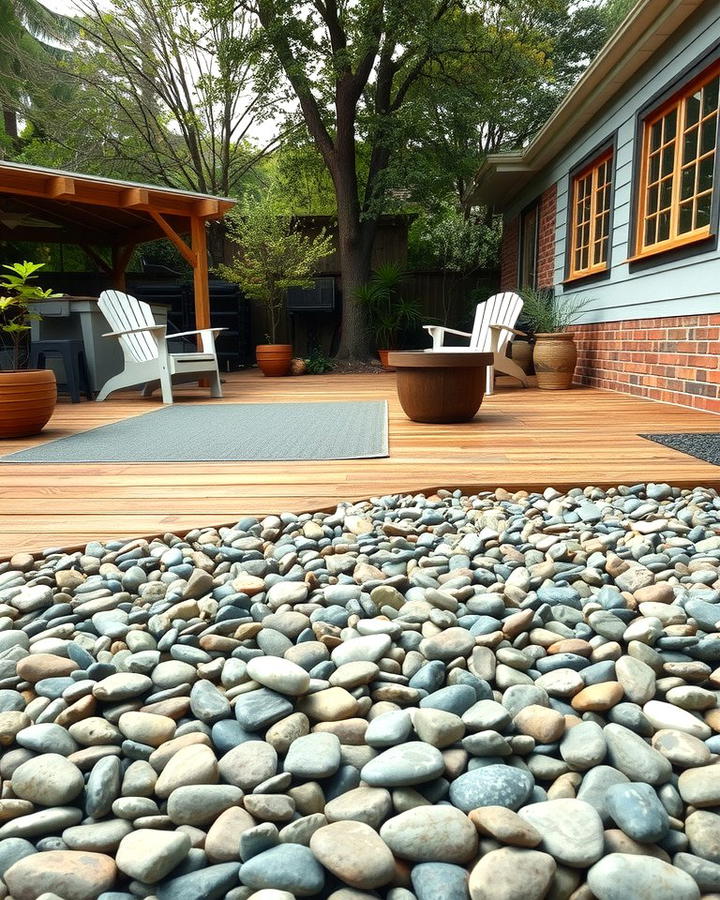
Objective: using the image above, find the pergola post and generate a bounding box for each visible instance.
[111,244,135,291]
[190,215,210,331]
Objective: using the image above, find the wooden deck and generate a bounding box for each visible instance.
[1,370,719,558]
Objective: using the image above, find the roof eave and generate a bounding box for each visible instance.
[469,0,707,210]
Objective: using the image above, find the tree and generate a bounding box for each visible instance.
[409,205,500,324]
[245,0,623,358]
[216,195,334,343]
[0,0,76,148]
[17,0,285,262]
[247,0,481,358]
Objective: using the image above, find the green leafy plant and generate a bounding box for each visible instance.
[519,287,595,335]
[305,345,333,375]
[356,264,422,351]
[216,198,334,344]
[0,261,60,370]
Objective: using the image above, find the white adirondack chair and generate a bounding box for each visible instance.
[423,291,529,395]
[96,290,225,404]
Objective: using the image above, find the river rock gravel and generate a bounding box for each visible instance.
[1,483,720,898]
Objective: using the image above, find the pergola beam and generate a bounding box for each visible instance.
[148,210,197,267]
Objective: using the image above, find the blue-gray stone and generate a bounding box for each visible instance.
[419,684,476,715]
[469,616,502,636]
[577,766,631,824]
[0,690,25,712]
[324,764,360,801]
[581,660,617,686]
[409,659,445,693]
[411,862,469,900]
[0,838,35,877]
[234,689,293,731]
[361,742,445,787]
[240,823,279,862]
[16,723,77,756]
[156,862,240,900]
[189,680,231,724]
[606,782,669,843]
[686,600,720,633]
[239,843,324,896]
[536,585,582,609]
[85,756,122,818]
[34,677,75,699]
[674,852,720,892]
[449,764,534,812]
[211,720,258,754]
[535,654,589,674]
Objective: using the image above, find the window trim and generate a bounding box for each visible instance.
[564,138,616,284]
[518,199,539,289]
[628,46,720,267]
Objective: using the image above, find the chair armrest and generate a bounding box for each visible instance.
[489,324,527,338]
[168,327,225,355]
[102,324,166,338]
[168,328,226,339]
[424,325,473,338]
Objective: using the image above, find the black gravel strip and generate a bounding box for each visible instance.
[641,433,720,466]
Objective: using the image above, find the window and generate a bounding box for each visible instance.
[568,149,613,279]
[635,60,720,258]
[519,202,538,288]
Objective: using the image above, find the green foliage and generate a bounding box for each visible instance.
[304,345,333,375]
[519,287,595,335]
[216,196,334,344]
[0,261,60,369]
[356,264,422,350]
[409,206,501,273]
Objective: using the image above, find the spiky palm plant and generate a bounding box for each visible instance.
[519,287,596,335]
[0,0,77,143]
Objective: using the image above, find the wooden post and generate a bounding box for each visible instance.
[111,244,135,290]
[190,215,210,331]
[191,216,211,385]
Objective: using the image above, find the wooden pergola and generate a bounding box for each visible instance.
[0,161,236,330]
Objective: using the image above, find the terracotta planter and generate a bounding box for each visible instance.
[532,332,578,390]
[510,339,534,374]
[377,350,395,371]
[0,369,57,438]
[256,344,293,377]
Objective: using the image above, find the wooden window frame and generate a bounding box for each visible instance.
[518,200,539,289]
[566,147,614,282]
[630,56,720,263]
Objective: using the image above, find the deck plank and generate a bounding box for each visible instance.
[1,370,718,557]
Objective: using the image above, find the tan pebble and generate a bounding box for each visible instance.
[513,705,566,743]
[16,654,78,683]
[571,681,624,712]
[0,711,31,747]
[469,806,542,848]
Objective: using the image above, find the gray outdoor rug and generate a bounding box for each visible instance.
[641,432,720,466]
[2,401,389,463]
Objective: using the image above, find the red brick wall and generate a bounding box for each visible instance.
[571,313,720,413]
[498,183,557,291]
[499,216,518,291]
[536,184,557,289]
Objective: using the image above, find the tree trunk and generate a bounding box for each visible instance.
[207,220,226,268]
[333,113,373,361]
[2,105,18,143]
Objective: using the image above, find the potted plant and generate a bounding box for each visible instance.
[217,199,333,376]
[0,261,59,438]
[356,264,422,368]
[519,288,594,390]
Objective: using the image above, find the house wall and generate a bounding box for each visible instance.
[497,0,720,410]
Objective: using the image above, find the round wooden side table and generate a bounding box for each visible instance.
[387,351,494,423]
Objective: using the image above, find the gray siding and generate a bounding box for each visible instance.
[508,0,720,324]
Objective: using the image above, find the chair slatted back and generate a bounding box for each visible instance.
[469,292,524,353]
[98,290,159,363]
